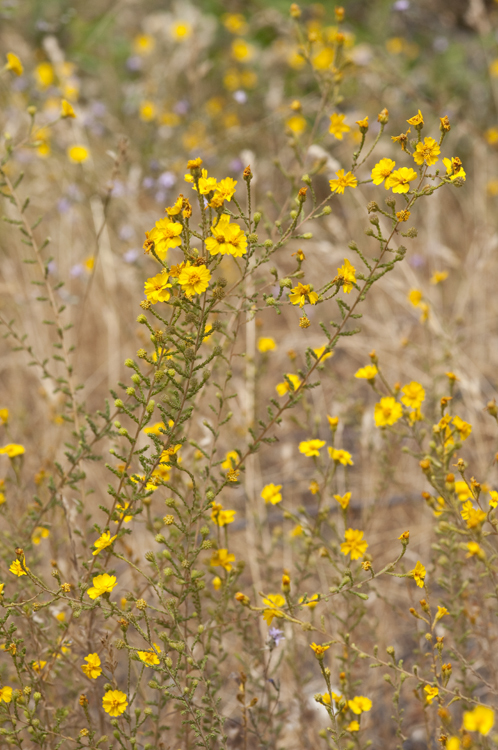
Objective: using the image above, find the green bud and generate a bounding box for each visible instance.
[126,387,135,396]
[119,428,128,437]
[125,358,134,368]
[301,232,312,239]
[137,314,147,324]
[146,400,155,414]
[253,211,261,227]
[114,399,124,409]
[264,239,273,249]
[131,373,141,384]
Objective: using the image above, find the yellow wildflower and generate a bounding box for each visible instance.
[262,594,285,625]
[210,549,235,571]
[341,529,368,560]
[385,167,417,193]
[137,644,161,666]
[144,271,172,304]
[407,109,424,127]
[0,444,25,458]
[442,157,466,181]
[289,283,319,307]
[221,450,238,470]
[424,685,439,704]
[276,373,301,396]
[329,169,358,194]
[435,606,448,621]
[61,99,76,118]
[205,214,247,257]
[210,502,236,526]
[81,653,102,679]
[355,364,378,380]
[374,397,403,427]
[413,137,440,166]
[348,696,372,714]
[346,721,360,732]
[299,594,320,609]
[147,219,183,259]
[401,381,425,409]
[178,262,211,297]
[336,258,356,293]
[410,560,426,588]
[313,345,333,361]
[0,408,8,423]
[328,448,353,465]
[309,480,320,495]
[87,573,117,600]
[329,113,350,140]
[463,706,494,735]
[286,115,307,134]
[0,686,13,703]
[31,527,49,545]
[102,689,128,717]
[5,52,23,76]
[408,289,422,307]
[261,483,282,505]
[299,439,326,457]
[67,145,89,164]
[92,531,118,556]
[466,542,484,559]
[371,158,396,186]
[212,576,222,591]
[430,270,448,284]
[9,560,28,577]
[453,415,472,441]
[334,492,351,509]
[32,660,47,672]
[310,642,330,658]
[258,337,277,352]
[139,100,156,122]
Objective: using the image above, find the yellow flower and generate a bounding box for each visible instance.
[355,364,378,380]
[61,99,76,118]
[81,653,102,679]
[401,381,425,409]
[290,524,303,537]
[137,644,161,666]
[92,531,118,556]
[446,738,460,750]
[309,480,320,495]
[341,529,368,560]
[0,686,12,703]
[328,448,353,465]
[102,689,128,717]
[261,483,282,505]
[147,219,183,259]
[435,606,448,621]
[258,337,277,352]
[286,115,307,135]
[35,62,54,88]
[205,214,247,257]
[442,157,466,181]
[334,492,351,509]
[68,145,89,164]
[133,34,155,54]
[385,167,417,193]
[0,408,8,423]
[453,415,472,441]
[144,271,172,304]
[329,170,358,194]
[313,346,333,361]
[212,576,222,590]
[262,594,285,625]
[289,283,319,307]
[328,415,339,429]
[410,560,426,588]
[9,559,28,577]
[231,38,253,61]
[466,541,485,559]
[455,481,472,502]
[210,548,235,571]
[276,373,301,396]
[221,450,238,470]
[299,594,320,609]
[31,527,49,545]
[115,502,132,523]
[413,137,440,166]
[310,642,330,657]
[490,490,498,508]
[407,109,424,127]
[299,439,326,457]
[139,100,156,122]
[408,289,422,307]
[424,685,439,704]
[371,158,396,185]
[346,721,360,732]
[329,113,350,140]
[348,696,372,714]
[171,21,192,41]
[356,116,369,131]
[336,258,356,294]
[462,503,487,529]
[374,397,403,427]
[211,502,236,526]
[0,443,25,458]
[430,270,448,284]
[210,177,237,204]
[223,13,247,34]
[32,660,47,672]
[486,127,498,145]
[178,262,211,297]
[87,573,117,600]
[463,706,494,735]
[5,52,23,76]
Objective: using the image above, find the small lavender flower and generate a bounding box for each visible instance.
[268,627,285,649]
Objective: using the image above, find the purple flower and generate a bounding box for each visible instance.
[174,100,189,116]
[268,627,285,648]
[158,171,176,189]
[142,176,155,190]
[123,249,139,263]
[233,90,247,104]
[393,0,410,10]
[126,56,142,72]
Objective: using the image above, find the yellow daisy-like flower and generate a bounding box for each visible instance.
[410,560,426,588]
[92,531,118,556]
[463,706,495,735]
[346,720,360,732]
[400,381,425,409]
[5,52,23,76]
[9,559,28,577]
[178,262,211,297]
[262,593,285,625]
[137,644,161,666]
[334,492,351,509]
[289,283,319,307]
[197,169,217,195]
[210,548,235,571]
[221,450,238,470]
[299,593,319,608]
[442,157,466,182]
[355,364,378,380]
[102,689,128,717]
[466,541,485,559]
[408,289,422,307]
[31,527,49,545]
[139,100,156,122]
[299,439,326,457]
[212,576,222,590]
[430,270,448,284]
[371,158,396,186]
[424,685,439,704]
[413,137,440,166]
[276,373,301,396]
[211,177,237,204]
[348,696,372,714]
[453,415,472,441]
[336,258,356,294]
[329,113,350,140]
[407,109,424,127]
[67,145,89,164]
[329,169,358,194]
[310,642,330,657]
[341,529,368,560]
[261,483,282,505]
[435,606,448,621]
[257,337,277,353]
[87,573,117,600]
[374,397,403,427]
[0,686,13,703]
[144,271,172,304]
[0,444,25,458]
[32,660,47,672]
[313,345,333,362]
[210,502,236,526]
[328,448,353,465]
[81,653,102,679]
[205,214,247,257]
[61,99,76,118]
[286,114,307,135]
[385,167,417,194]
[0,408,8,423]
[147,219,183,259]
